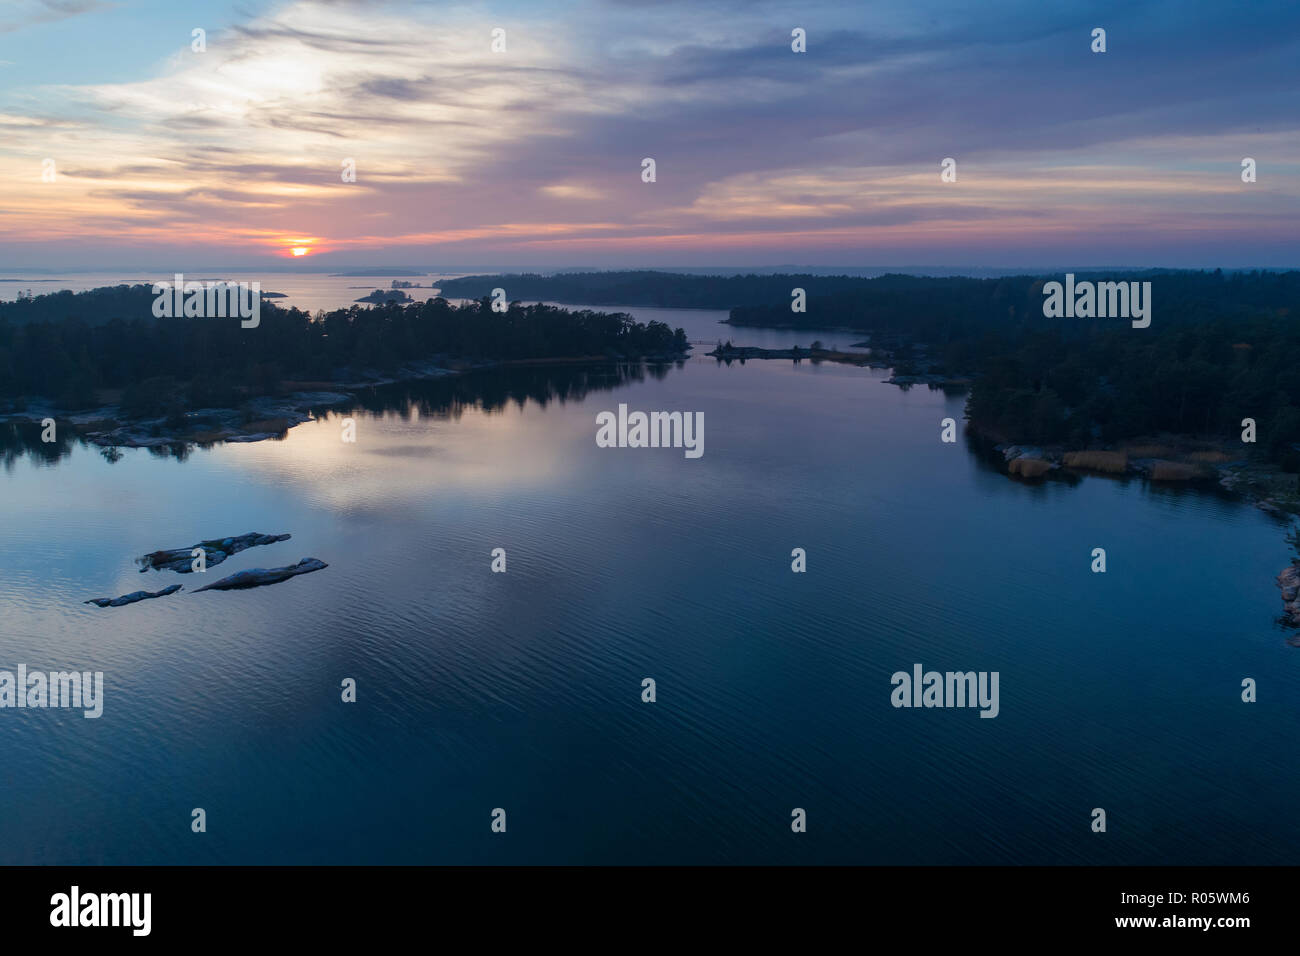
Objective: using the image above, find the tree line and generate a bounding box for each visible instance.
[0,286,689,416]
[728,270,1300,466]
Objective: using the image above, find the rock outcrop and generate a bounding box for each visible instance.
[84,584,183,607]
[192,558,328,592]
[1278,563,1300,625]
[137,532,291,573]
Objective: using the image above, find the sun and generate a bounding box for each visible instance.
[278,236,320,258]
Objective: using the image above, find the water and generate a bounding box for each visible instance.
[1,303,1296,864]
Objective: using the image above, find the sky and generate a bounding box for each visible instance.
[0,0,1297,272]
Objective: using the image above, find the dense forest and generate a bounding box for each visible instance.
[725,270,1299,334]
[0,285,689,416]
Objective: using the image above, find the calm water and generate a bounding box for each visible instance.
[1,303,1297,865]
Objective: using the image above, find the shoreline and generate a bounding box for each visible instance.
[707,341,1300,519]
[715,336,1300,518]
[707,339,973,388]
[0,351,689,450]
[980,433,1300,518]
[5,339,1296,522]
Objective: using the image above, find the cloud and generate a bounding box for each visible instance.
[0,0,111,34]
[0,0,1297,267]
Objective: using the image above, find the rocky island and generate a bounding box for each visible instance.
[85,584,183,608]
[192,558,328,592]
[354,289,414,304]
[137,532,292,572]
[82,531,325,605]
[1278,563,1300,627]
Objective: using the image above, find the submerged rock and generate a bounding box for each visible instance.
[137,532,291,573]
[193,558,328,592]
[84,584,183,608]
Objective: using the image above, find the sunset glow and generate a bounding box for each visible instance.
[0,0,1295,270]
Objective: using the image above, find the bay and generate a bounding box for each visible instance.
[0,299,1294,864]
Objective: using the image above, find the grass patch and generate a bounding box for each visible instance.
[1008,458,1053,478]
[1063,450,1128,473]
[1149,460,1203,481]
[1121,443,1176,458]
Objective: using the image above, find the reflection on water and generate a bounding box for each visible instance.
[352,359,682,420]
[1,361,686,469]
[1,326,1297,866]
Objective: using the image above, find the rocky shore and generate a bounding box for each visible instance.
[0,358,470,449]
[0,391,350,449]
[0,350,689,451]
[994,439,1300,517]
[1278,564,1300,626]
[706,340,972,388]
[711,337,1295,517]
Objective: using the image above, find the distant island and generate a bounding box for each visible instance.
[328,270,427,277]
[707,341,874,367]
[354,289,414,304]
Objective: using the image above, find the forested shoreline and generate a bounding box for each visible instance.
[0,285,689,418]
[732,270,1300,466]
[442,269,1300,468]
[6,270,1300,470]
